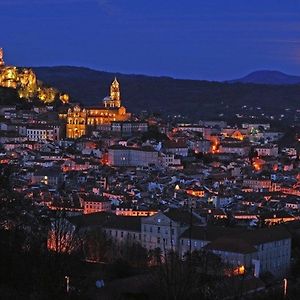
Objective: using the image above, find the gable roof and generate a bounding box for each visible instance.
[69,212,141,232]
[103,216,141,232]
[204,238,257,254]
[180,226,244,241]
[164,209,201,225]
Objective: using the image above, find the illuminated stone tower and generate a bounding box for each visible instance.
[104,77,121,108]
[110,77,120,103]
[0,48,4,67]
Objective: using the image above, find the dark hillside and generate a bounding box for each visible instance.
[29,66,300,120]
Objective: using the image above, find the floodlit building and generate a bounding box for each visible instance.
[66,78,131,138]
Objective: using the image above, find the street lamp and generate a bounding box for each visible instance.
[283,278,288,298]
[65,275,70,293]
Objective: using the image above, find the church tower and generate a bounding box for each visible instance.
[104,77,121,108]
[110,77,120,104]
[0,48,4,67]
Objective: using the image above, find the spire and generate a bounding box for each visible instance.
[112,76,119,87]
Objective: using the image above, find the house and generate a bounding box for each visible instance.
[163,140,189,157]
[30,167,62,188]
[218,140,250,157]
[186,187,205,198]
[209,195,233,208]
[141,209,201,252]
[80,194,111,214]
[285,199,300,210]
[26,124,62,141]
[180,226,291,278]
[188,139,211,154]
[103,216,142,245]
[255,144,278,157]
[243,178,272,192]
[263,212,297,225]
[180,226,243,254]
[160,152,182,168]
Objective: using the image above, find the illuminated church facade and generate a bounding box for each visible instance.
[66,78,131,139]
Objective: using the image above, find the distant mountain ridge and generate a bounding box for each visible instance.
[230,70,300,85]
[29,66,300,120]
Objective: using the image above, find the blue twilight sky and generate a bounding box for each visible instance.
[0,0,300,80]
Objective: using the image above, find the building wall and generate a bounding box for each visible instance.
[188,139,211,154]
[256,238,291,276]
[83,201,111,214]
[219,145,249,156]
[141,212,188,252]
[27,126,61,141]
[165,147,188,157]
[108,148,159,167]
[179,236,291,278]
[255,146,278,157]
[115,208,157,217]
[104,228,142,245]
[180,238,209,255]
[243,179,272,191]
[111,122,148,135]
[160,153,181,168]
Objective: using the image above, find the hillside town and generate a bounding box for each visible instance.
[1,71,300,298]
[3,0,300,298]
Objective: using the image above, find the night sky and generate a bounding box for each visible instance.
[1,0,300,80]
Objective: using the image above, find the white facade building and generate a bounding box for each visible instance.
[26,124,61,141]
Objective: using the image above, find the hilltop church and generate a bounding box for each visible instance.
[66,78,131,139]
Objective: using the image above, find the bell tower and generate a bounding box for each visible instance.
[110,77,121,107]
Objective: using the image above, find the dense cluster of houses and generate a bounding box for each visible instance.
[1,103,300,281]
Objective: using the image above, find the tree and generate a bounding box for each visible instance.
[83,229,111,262]
[149,249,225,300]
[47,211,81,254]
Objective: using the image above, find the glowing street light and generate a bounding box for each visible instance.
[283,278,288,298]
[65,276,70,293]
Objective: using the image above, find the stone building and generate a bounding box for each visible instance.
[65,78,131,138]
